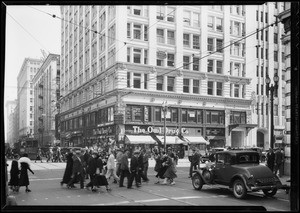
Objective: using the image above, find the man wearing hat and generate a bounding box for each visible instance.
[127,150,140,189]
[67,150,84,189]
[189,147,200,178]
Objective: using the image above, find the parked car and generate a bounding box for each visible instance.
[201,147,227,163]
[192,150,286,199]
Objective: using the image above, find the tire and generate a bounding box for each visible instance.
[233,179,247,199]
[263,188,277,197]
[192,173,203,190]
[202,170,213,183]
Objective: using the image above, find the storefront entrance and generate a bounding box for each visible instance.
[231,131,244,148]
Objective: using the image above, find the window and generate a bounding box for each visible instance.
[207,59,213,72]
[193,12,200,27]
[233,43,240,56]
[216,18,223,32]
[234,84,239,97]
[127,23,131,38]
[256,66,259,76]
[167,30,175,45]
[261,11,263,22]
[183,34,190,47]
[216,61,223,74]
[193,57,199,71]
[157,6,165,20]
[256,10,258,21]
[132,106,143,121]
[266,103,268,115]
[274,51,278,62]
[157,29,164,43]
[207,81,213,95]
[133,6,142,15]
[157,76,163,90]
[216,39,223,53]
[274,33,278,44]
[133,24,141,39]
[171,108,178,122]
[167,76,175,92]
[265,30,268,41]
[266,49,268,59]
[261,84,264,95]
[207,38,214,52]
[183,56,190,70]
[167,53,174,67]
[183,11,191,26]
[193,80,200,94]
[133,48,141,63]
[261,30,264,41]
[193,35,200,49]
[261,66,264,77]
[154,107,162,122]
[230,111,246,124]
[133,73,145,89]
[233,21,240,36]
[216,82,223,96]
[265,12,268,23]
[282,52,285,62]
[183,78,189,93]
[167,7,175,22]
[261,48,264,59]
[188,110,196,123]
[144,26,148,41]
[127,48,130,62]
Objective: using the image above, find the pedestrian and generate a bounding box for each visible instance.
[189,147,200,178]
[47,147,53,162]
[162,149,177,185]
[155,151,168,184]
[153,150,164,184]
[105,149,120,184]
[86,151,111,192]
[67,150,84,189]
[60,151,74,187]
[127,150,141,189]
[142,149,150,182]
[137,149,148,183]
[82,148,91,179]
[119,149,131,187]
[274,148,284,177]
[35,148,43,163]
[9,154,20,192]
[57,147,62,162]
[266,148,275,172]
[115,148,123,177]
[19,153,34,192]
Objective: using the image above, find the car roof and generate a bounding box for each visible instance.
[216,150,259,154]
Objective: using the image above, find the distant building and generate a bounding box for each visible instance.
[17,58,43,139]
[32,54,60,147]
[5,100,17,147]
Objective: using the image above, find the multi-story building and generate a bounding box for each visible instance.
[5,100,17,146]
[32,54,60,147]
[247,2,287,151]
[17,58,43,139]
[59,5,264,150]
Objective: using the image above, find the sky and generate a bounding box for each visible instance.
[4,5,61,137]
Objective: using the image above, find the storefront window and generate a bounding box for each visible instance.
[132,106,143,121]
[182,109,187,123]
[197,110,203,123]
[171,108,178,122]
[154,107,162,122]
[206,110,225,124]
[188,110,196,123]
[90,112,95,125]
[79,117,83,128]
[211,111,219,124]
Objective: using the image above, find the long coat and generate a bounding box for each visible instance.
[87,156,103,176]
[61,153,73,184]
[163,156,177,179]
[9,159,19,186]
[19,162,34,186]
[72,155,84,174]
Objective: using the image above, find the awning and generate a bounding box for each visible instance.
[180,136,209,145]
[157,136,182,145]
[124,135,156,144]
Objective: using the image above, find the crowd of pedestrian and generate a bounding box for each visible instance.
[265,147,285,177]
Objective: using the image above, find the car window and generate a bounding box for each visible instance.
[237,153,259,164]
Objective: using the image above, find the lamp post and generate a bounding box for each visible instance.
[162,101,168,152]
[265,73,279,149]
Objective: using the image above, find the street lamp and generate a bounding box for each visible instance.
[265,73,279,149]
[162,101,168,152]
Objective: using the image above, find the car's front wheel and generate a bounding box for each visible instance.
[192,173,203,190]
[263,188,277,197]
[233,179,247,199]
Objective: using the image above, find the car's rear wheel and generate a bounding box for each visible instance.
[192,173,203,190]
[233,179,247,199]
[263,188,277,197]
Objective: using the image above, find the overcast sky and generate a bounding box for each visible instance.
[4,5,61,135]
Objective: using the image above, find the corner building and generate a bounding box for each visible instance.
[59,5,262,149]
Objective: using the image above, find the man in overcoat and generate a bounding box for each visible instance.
[67,150,84,189]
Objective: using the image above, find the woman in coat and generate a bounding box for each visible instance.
[9,154,20,192]
[162,152,177,185]
[19,153,34,192]
[155,152,168,184]
[60,152,74,187]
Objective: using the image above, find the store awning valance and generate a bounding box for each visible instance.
[157,136,183,144]
[124,135,156,144]
[180,136,209,145]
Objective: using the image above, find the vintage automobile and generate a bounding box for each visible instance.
[201,147,227,163]
[192,150,285,199]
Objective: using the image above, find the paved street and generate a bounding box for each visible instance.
[5,158,290,211]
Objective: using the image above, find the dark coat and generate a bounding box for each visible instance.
[61,153,73,184]
[266,152,275,171]
[9,159,19,186]
[87,156,103,176]
[137,153,144,170]
[72,155,84,174]
[191,152,200,166]
[130,155,139,172]
[274,150,284,165]
[19,162,34,186]
[120,153,129,170]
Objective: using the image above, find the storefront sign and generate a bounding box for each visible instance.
[132,125,188,135]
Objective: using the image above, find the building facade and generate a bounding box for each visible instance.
[17,58,43,139]
[59,5,266,150]
[5,100,17,147]
[32,54,61,147]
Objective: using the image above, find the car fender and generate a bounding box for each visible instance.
[230,174,251,191]
[192,169,213,184]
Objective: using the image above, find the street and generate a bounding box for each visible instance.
[5,159,290,211]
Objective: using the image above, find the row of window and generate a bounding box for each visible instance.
[256,48,284,62]
[256,103,280,116]
[256,11,269,23]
